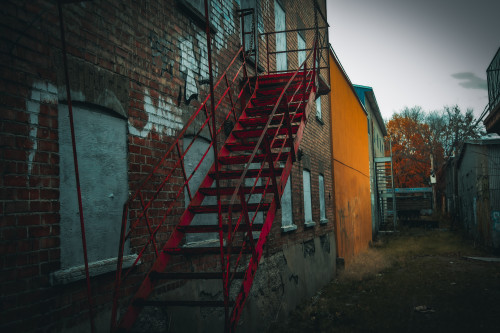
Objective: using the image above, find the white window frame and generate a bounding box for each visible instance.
[319,174,328,224]
[281,177,296,232]
[316,95,322,120]
[303,169,315,227]
[297,32,306,67]
[274,0,287,72]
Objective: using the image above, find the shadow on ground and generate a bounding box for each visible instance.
[268,226,500,333]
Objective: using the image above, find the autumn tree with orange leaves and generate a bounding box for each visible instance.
[386,107,434,188]
[386,105,483,189]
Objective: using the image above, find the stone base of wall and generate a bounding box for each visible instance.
[112,231,337,333]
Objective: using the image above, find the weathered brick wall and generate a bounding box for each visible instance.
[1,0,244,331]
[0,0,333,331]
[261,0,335,252]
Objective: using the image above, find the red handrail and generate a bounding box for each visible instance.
[227,36,320,330]
[225,36,318,258]
[111,45,256,329]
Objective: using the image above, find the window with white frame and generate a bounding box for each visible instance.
[281,178,296,231]
[297,32,306,67]
[240,0,263,64]
[316,96,322,120]
[319,174,327,223]
[303,169,314,226]
[274,0,287,72]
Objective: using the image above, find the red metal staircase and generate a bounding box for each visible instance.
[111,37,320,332]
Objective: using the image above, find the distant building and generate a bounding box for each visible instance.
[445,135,500,252]
[353,85,395,234]
[484,47,500,134]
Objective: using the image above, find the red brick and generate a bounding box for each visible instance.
[28,226,52,238]
[3,149,27,162]
[2,227,27,240]
[4,201,29,214]
[17,266,39,279]
[39,237,59,249]
[4,175,28,187]
[17,214,41,226]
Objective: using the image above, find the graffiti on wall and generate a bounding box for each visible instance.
[128,88,183,139]
[149,30,174,77]
[26,81,58,176]
[493,211,500,231]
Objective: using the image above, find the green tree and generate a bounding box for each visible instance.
[426,105,483,161]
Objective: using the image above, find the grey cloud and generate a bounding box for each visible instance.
[451,72,487,90]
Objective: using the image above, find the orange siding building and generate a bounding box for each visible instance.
[329,49,372,264]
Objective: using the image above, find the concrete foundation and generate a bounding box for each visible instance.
[124,231,337,333]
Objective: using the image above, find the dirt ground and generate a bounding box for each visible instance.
[268,226,500,333]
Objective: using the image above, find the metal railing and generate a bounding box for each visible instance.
[260,26,329,76]
[111,44,256,329]
[227,36,320,330]
[487,47,500,111]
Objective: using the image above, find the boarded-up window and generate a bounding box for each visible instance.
[274,0,287,72]
[59,105,128,269]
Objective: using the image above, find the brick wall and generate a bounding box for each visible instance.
[262,0,334,252]
[0,0,333,331]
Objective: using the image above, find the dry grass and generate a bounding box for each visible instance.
[338,248,392,282]
[269,227,500,333]
[337,228,474,282]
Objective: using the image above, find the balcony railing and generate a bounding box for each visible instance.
[487,47,500,111]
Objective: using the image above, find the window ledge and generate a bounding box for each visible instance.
[184,238,220,247]
[304,221,316,228]
[281,224,298,233]
[320,218,329,225]
[50,254,138,286]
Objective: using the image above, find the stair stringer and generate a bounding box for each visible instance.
[115,87,260,330]
[228,87,317,331]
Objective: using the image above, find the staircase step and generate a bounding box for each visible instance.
[224,138,292,152]
[198,185,268,196]
[245,103,306,117]
[254,72,310,87]
[239,112,304,127]
[163,246,253,255]
[189,202,271,213]
[134,299,234,307]
[149,271,245,280]
[232,124,299,139]
[209,168,282,180]
[177,224,263,233]
[219,152,289,165]
[256,83,309,96]
[251,94,309,107]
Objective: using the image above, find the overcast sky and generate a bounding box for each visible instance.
[326,0,500,121]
